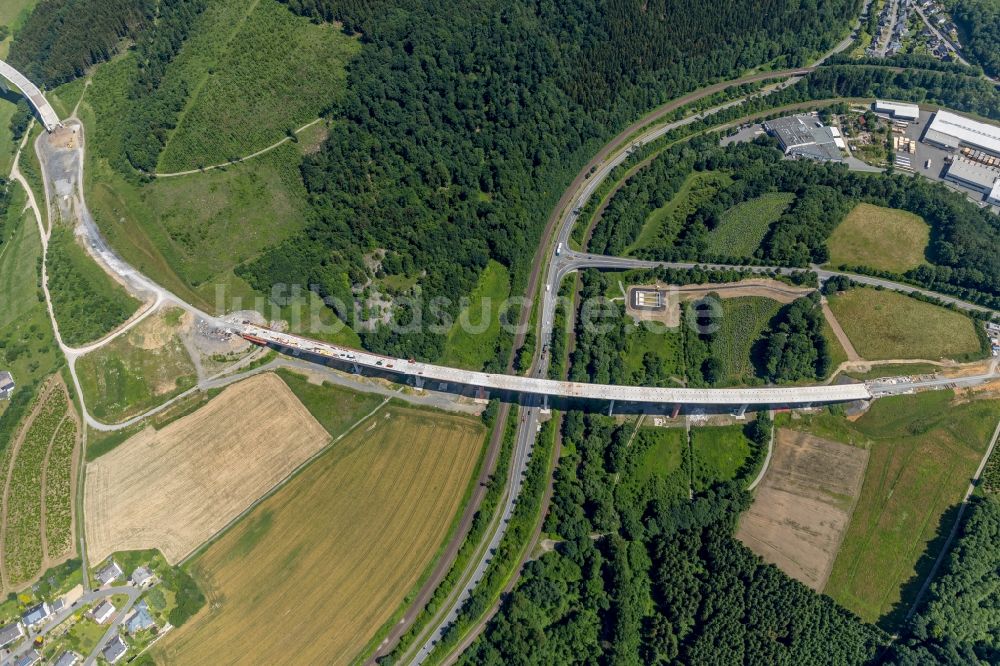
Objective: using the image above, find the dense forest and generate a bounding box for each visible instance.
[886,496,1000,664]
[7,0,156,86]
[235,0,860,359]
[461,411,889,664]
[947,0,1000,78]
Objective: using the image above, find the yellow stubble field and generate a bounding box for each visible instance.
[154,403,485,666]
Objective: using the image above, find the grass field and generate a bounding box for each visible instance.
[0,95,22,176]
[706,192,795,258]
[155,404,485,666]
[0,183,61,410]
[46,226,140,347]
[441,261,511,370]
[80,57,326,315]
[628,171,733,253]
[1,378,78,590]
[0,0,37,58]
[827,204,929,273]
[690,424,752,491]
[84,373,333,564]
[787,391,1000,626]
[631,427,686,485]
[821,318,849,373]
[709,296,784,385]
[75,308,198,423]
[155,0,360,171]
[621,318,685,386]
[276,368,385,437]
[827,288,981,361]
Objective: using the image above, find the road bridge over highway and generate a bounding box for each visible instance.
[0,59,61,132]
[238,323,872,409]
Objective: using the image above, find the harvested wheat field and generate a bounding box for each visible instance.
[154,405,484,666]
[84,373,331,564]
[737,429,869,591]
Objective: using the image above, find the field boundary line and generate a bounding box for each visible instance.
[179,391,394,566]
[903,417,1000,622]
[154,117,323,178]
[746,415,774,491]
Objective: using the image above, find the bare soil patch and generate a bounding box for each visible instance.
[83,373,331,564]
[737,429,869,591]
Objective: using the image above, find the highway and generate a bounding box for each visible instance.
[0,59,61,131]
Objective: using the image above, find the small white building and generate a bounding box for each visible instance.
[91,600,116,625]
[0,371,14,400]
[874,100,921,121]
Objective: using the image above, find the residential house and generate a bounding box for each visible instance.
[0,371,13,400]
[102,636,128,664]
[0,621,24,648]
[13,650,40,666]
[52,651,81,666]
[95,560,123,587]
[21,602,51,628]
[130,566,155,588]
[125,601,156,636]
[91,601,116,625]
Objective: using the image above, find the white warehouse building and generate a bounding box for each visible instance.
[922,110,1000,158]
[874,100,920,121]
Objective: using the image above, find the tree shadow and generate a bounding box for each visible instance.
[877,500,964,633]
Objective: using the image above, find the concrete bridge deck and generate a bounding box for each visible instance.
[0,60,61,132]
[239,323,872,407]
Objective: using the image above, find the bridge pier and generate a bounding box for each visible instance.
[415,376,424,390]
[541,394,549,411]
[608,400,615,416]
[352,362,360,374]
[734,404,748,418]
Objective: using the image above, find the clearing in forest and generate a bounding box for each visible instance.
[155,0,361,171]
[827,203,929,273]
[790,391,999,625]
[827,287,981,361]
[705,192,795,258]
[83,373,331,564]
[737,429,868,591]
[153,405,485,666]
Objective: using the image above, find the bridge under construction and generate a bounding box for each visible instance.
[238,323,872,411]
[0,59,61,132]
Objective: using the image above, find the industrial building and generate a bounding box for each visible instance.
[943,157,1000,196]
[989,180,1000,206]
[922,110,1000,158]
[763,115,844,162]
[874,100,920,121]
